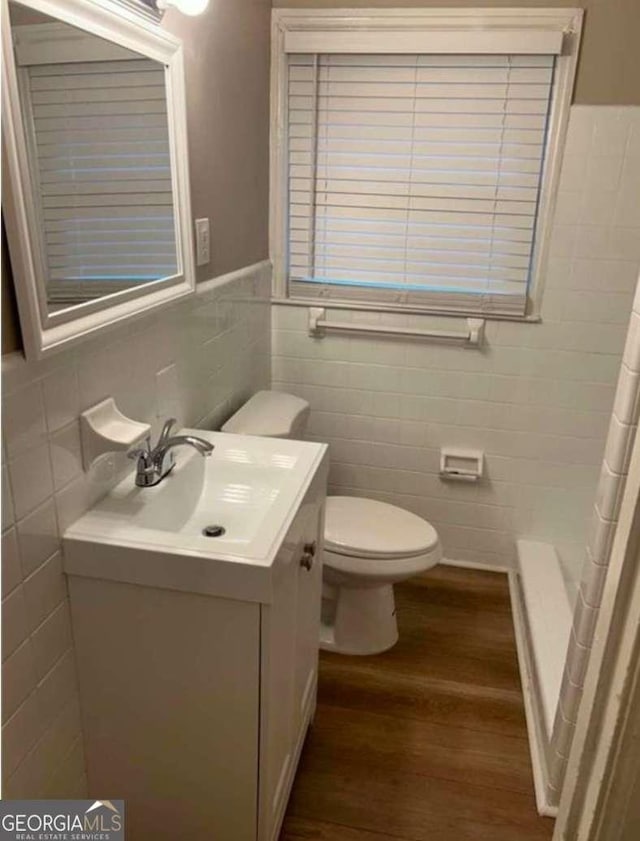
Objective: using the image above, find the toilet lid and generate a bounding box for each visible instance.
[324,496,439,560]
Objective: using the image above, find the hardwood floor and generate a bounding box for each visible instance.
[280,566,554,841]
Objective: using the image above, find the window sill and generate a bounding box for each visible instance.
[270,295,542,324]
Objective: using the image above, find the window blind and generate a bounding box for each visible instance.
[24,58,177,301]
[287,53,556,315]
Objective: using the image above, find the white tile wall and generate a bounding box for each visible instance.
[1,261,271,797]
[548,270,640,798]
[272,106,640,592]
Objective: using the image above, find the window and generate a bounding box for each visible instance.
[271,9,583,318]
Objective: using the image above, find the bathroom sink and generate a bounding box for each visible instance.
[63,430,328,602]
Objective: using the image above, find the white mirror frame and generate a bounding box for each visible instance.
[1,0,195,360]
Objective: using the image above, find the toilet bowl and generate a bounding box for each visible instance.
[320,496,441,654]
[222,391,441,655]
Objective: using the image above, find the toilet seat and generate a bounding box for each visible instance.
[324,496,439,560]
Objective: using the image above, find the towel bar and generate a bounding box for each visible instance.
[308,307,485,347]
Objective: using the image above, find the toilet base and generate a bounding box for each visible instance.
[320,583,399,656]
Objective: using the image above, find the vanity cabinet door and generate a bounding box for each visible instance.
[258,480,325,841]
[293,499,324,729]
[259,541,299,841]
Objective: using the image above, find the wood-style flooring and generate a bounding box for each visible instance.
[280,566,554,841]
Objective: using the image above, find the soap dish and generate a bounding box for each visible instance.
[80,398,150,471]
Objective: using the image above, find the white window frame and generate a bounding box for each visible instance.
[270,7,583,321]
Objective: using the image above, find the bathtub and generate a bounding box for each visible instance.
[509,540,572,816]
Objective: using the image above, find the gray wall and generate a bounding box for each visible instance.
[163,0,271,281]
[2,221,22,356]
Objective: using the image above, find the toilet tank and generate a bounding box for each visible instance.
[221,391,310,439]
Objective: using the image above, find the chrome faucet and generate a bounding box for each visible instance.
[128,418,214,487]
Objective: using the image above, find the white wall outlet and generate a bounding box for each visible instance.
[195,217,210,266]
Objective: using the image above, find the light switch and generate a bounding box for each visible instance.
[195,218,210,266]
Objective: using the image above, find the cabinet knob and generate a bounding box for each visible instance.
[300,541,316,570]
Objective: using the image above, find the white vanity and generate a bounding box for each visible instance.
[63,431,328,841]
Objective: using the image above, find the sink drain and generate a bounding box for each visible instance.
[202,525,226,538]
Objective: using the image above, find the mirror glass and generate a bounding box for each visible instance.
[8,1,178,315]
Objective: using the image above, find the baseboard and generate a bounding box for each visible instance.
[440,557,509,574]
[509,570,559,818]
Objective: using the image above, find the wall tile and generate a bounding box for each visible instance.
[23,552,66,633]
[2,735,50,800]
[2,694,43,779]
[2,585,29,660]
[558,158,588,193]
[558,669,585,725]
[37,651,78,734]
[8,445,54,521]
[603,413,637,474]
[608,228,640,263]
[16,500,60,579]
[581,553,609,608]
[563,108,593,156]
[584,155,623,194]
[569,259,639,294]
[42,369,80,434]
[547,750,568,784]
[612,363,640,425]
[54,474,104,537]
[4,698,82,800]
[595,461,625,522]
[0,262,271,799]
[2,383,47,459]
[2,527,22,597]
[614,180,640,229]
[155,364,182,426]
[49,423,83,491]
[566,629,592,687]
[579,188,617,226]
[591,109,631,158]
[573,591,600,648]
[2,640,38,722]
[2,466,15,531]
[586,507,616,566]
[623,312,640,372]
[554,712,576,760]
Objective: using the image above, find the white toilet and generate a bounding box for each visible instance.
[222,391,442,655]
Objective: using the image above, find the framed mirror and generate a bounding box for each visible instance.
[1,0,195,359]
